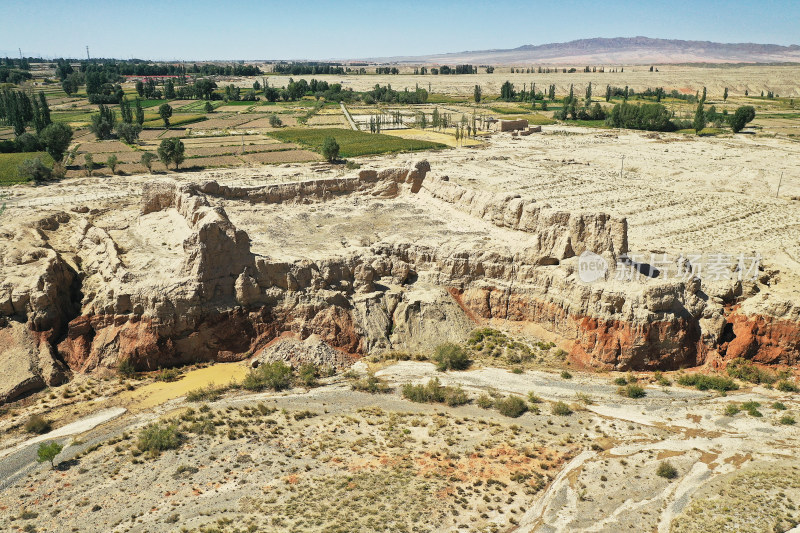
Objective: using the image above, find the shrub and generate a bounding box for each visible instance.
[36,441,63,469]
[528,391,543,404]
[613,377,628,386]
[297,364,317,387]
[432,343,470,371]
[780,415,796,425]
[677,374,738,392]
[551,401,572,416]
[724,403,741,416]
[185,385,225,402]
[777,380,799,393]
[656,461,678,479]
[155,367,180,382]
[401,378,469,407]
[137,422,181,455]
[773,401,787,411]
[726,358,776,384]
[25,415,51,434]
[242,361,292,392]
[742,400,763,417]
[560,370,572,379]
[476,394,494,409]
[269,114,283,128]
[350,373,391,394]
[118,358,136,377]
[495,396,528,418]
[18,157,51,183]
[618,384,646,398]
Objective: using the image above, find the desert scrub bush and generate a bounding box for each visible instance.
[656,461,678,479]
[185,384,226,402]
[117,358,136,377]
[432,342,470,371]
[618,384,646,398]
[137,422,182,455]
[726,358,776,385]
[25,414,51,434]
[476,394,494,409]
[780,415,796,425]
[560,370,572,379]
[296,364,318,387]
[494,396,528,418]
[242,361,292,391]
[677,374,738,392]
[155,367,181,382]
[724,403,741,416]
[613,377,628,386]
[742,401,763,417]
[401,378,469,406]
[528,391,543,404]
[350,373,391,394]
[551,401,572,416]
[773,401,787,410]
[777,380,799,393]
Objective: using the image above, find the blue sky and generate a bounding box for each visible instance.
[2,0,799,60]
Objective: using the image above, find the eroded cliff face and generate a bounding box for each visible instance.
[1,159,798,402]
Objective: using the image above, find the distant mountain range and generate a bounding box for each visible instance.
[362,37,800,65]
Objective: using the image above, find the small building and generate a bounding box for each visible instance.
[491,119,529,132]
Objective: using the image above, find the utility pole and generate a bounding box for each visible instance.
[620,155,624,180]
[86,45,90,61]
[18,48,22,60]
[777,172,783,198]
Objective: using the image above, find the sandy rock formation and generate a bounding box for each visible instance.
[1,158,798,402]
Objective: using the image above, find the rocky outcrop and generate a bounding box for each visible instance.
[422,176,628,263]
[2,159,798,401]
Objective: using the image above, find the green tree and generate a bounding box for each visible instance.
[38,122,73,161]
[106,154,118,175]
[134,98,145,126]
[605,84,611,102]
[37,441,63,469]
[473,84,481,103]
[730,105,756,133]
[723,87,729,101]
[164,79,176,99]
[268,114,282,127]
[500,81,515,101]
[135,80,144,97]
[115,122,142,144]
[89,104,116,140]
[701,86,707,103]
[322,136,340,162]
[18,158,51,183]
[204,101,214,113]
[120,97,133,124]
[158,138,185,170]
[158,103,173,128]
[141,151,156,172]
[693,102,707,134]
[84,153,94,176]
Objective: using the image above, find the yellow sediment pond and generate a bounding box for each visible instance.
[118,362,249,410]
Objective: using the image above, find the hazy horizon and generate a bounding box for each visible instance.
[2,0,800,61]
